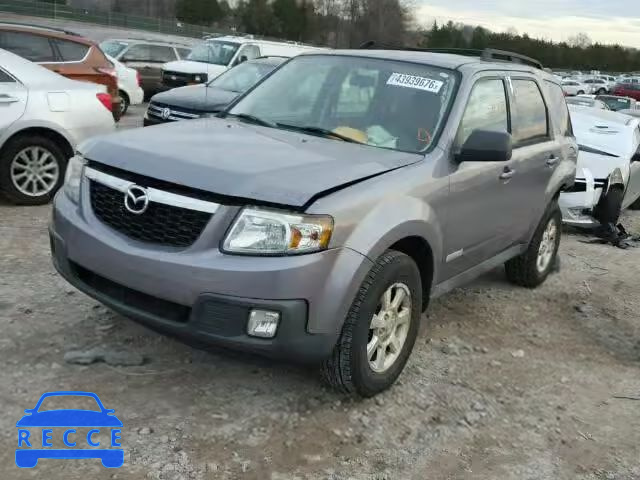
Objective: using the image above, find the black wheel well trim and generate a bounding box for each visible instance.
[2,127,74,159]
[388,236,434,312]
[119,89,130,102]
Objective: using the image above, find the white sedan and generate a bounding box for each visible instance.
[561,79,589,96]
[560,105,640,227]
[107,54,144,116]
[0,48,115,204]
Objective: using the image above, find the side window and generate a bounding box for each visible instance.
[511,79,549,144]
[0,31,56,62]
[0,68,15,82]
[148,46,176,63]
[54,39,89,62]
[336,69,379,115]
[544,80,573,137]
[176,48,190,59]
[455,78,508,148]
[237,45,260,63]
[123,44,150,61]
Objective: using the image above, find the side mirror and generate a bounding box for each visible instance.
[457,129,512,163]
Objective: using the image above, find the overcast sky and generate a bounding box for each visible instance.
[415,0,640,48]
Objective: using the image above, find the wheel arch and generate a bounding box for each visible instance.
[1,126,74,160]
[388,236,434,311]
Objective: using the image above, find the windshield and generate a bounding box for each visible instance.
[37,395,101,412]
[187,41,239,66]
[228,55,457,153]
[100,40,128,58]
[209,61,277,93]
[599,96,630,111]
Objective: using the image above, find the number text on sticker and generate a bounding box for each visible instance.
[387,73,444,93]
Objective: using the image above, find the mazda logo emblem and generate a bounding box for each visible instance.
[161,108,171,120]
[124,185,149,215]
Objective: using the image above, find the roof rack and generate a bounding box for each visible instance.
[359,41,543,70]
[0,21,81,37]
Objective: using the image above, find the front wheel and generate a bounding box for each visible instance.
[505,203,562,288]
[630,196,640,210]
[119,90,129,116]
[594,185,624,224]
[321,250,422,397]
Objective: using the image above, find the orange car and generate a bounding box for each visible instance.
[0,23,121,120]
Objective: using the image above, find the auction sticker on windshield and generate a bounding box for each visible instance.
[386,73,443,93]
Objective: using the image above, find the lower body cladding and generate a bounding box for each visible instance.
[49,194,373,363]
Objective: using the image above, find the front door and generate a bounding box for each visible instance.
[443,75,517,279]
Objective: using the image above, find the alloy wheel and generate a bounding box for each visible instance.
[10,146,60,197]
[367,283,412,373]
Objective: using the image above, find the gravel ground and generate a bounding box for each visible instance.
[1,107,640,479]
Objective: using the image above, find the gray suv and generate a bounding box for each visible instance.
[50,48,577,396]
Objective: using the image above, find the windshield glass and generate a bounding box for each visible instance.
[599,96,630,111]
[566,98,595,107]
[209,61,277,93]
[229,55,457,153]
[187,41,239,66]
[100,40,128,58]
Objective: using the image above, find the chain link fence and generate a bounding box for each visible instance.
[0,0,210,38]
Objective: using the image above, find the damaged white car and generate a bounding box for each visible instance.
[560,105,640,227]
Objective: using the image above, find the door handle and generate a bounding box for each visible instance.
[546,156,559,167]
[0,95,19,104]
[499,167,515,181]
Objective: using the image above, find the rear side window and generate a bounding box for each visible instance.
[54,39,89,62]
[0,68,15,82]
[176,48,190,59]
[0,31,56,62]
[148,45,176,62]
[511,79,548,144]
[544,81,573,137]
[123,44,150,61]
[455,78,508,148]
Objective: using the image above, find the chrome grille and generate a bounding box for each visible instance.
[147,102,201,123]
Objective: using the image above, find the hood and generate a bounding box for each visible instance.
[151,85,237,112]
[16,410,123,427]
[162,60,227,77]
[79,118,421,208]
[569,106,640,158]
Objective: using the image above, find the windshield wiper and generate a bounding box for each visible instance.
[227,113,277,128]
[277,124,365,144]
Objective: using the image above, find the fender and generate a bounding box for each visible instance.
[0,119,75,153]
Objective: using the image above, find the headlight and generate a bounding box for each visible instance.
[64,154,86,203]
[223,208,333,255]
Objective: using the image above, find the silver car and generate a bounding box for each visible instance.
[0,49,115,204]
[50,48,577,396]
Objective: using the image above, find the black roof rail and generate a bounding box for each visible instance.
[359,41,543,69]
[0,21,82,37]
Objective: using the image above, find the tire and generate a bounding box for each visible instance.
[119,90,129,116]
[577,90,585,95]
[505,203,562,288]
[321,250,422,397]
[597,88,606,95]
[630,196,640,210]
[0,134,67,205]
[593,185,624,224]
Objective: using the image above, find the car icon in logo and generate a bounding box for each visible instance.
[16,391,123,468]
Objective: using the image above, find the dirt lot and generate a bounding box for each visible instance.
[1,107,640,479]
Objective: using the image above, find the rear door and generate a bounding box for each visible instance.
[504,76,564,243]
[0,67,27,133]
[147,45,178,91]
[48,38,91,80]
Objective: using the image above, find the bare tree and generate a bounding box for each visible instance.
[567,32,592,48]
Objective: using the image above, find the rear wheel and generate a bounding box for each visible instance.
[0,134,67,205]
[630,196,640,210]
[119,90,129,116]
[505,203,562,288]
[577,90,585,95]
[321,250,422,397]
[597,88,607,95]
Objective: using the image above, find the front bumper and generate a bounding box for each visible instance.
[50,193,372,363]
[559,168,603,228]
